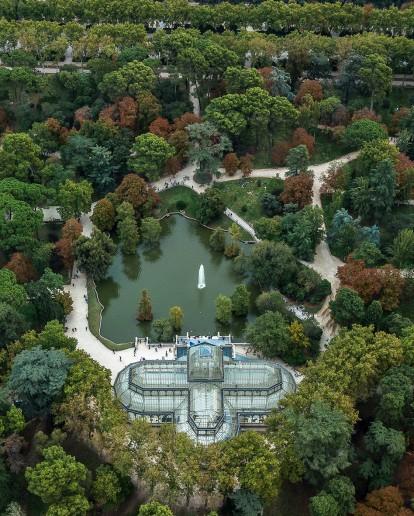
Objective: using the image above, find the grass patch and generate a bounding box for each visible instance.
[215,178,279,224]
[87,278,133,350]
[158,186,200,218]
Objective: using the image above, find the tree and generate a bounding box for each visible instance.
[35,320,76,352]
[360,421,406,489]
[285,400,353,485]
[0,133,42,182]
[153,318,173,342]
[222,153,239,176]
[330,288,365,327]
[0,303,26,346]
[115,174,158,218]
[286,145,310,176]
[99,60,156,100]
[215,294,232,325]
[231,285,249,317]
[255,290,286,315]
[74,229,116,282]
[209,229,225,252]
[282,206,324,261]
[228,490,263,516]
[352,241,384,267]
[224,66,263,94]
[0,269,26,309]
[249,241,297,290]
[169,306,183,331]
[280,173,313,209]
[351,159,396,221]
[309,494,340,516]
[92,465,122,508]
[25,445,89,515]
[239,154,253,177]
[391,229,414,269]
[187,122,232,183]
[245,311,291,359]
[197,188,224,224]
[292,128,315,156]
[355,486,406,516]
[7,347,71,417]
[0,193,43,255]
[117,202,139,255]
[137,502,173,516]
[254,217,282,241]
[58,180,93,220]
[342,120,387,149]
[141,217,161,247]
[25,268,66,327]
[137,290,152,321]
[295,80,323,104]
[62,218,83,242]
[128,133,174,182]
[365,301,383,329]
[4,252,36,284]
[358,54,392,110]
[91,198,116,232]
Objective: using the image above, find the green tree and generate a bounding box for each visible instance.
[153,318,174,342]
[231,284,249,317]
[137,289,152,321]
[0,132,43,182]
[209,228,225,252]
[228,490,263,516]
[285,400,353,485]
[286,144,309,176]
[25,445,89,514]
[360,421,406,489]
[254,217,282,241]
[99,61,156,100]
[25,268,66,327]
[365,300,383,330]
[137,501,173,516]
[92,465,122,508]
[169,306,183,331]
[330,288,365,327]
[7,347,71,417]
[91,198,116,232]
[342,120,387,149]
[75,229,116,281]
[58,180,93,220]
[352,241,384,267]
[391,229,414,268]
[245,311,291,359]
[0,178,48,207]
[224,66,264,93]
[187,122,232,183]
[215,294,232,324]
[309,494,339,516]
[141,217,161,246]
[117,202,139,255]
[0,303,26,346]
[197,188,224,224]
[0,269,26,309]
[0,192,43,254]
[249,241,297,290]
[128,133,174,181]
[255,290,286,315]
[358,54,392,110]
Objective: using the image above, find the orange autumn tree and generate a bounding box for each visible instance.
[295,80,323,104]
[223,153,239,176]
[337,258,405,310]
[280,173,313,208]
[271,141,291,166]
[149,117,172,138]
[292,128,315,156]
[56,218,83,272]
[355,486,412,516]
[5,253,37,283]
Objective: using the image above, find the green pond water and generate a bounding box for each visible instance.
[97,215,256,343]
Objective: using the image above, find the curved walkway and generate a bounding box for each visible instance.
[41,151,361,380]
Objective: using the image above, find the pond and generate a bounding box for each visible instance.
[97,215,256,343]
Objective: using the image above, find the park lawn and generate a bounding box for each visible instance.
[310,130,348,165]
[215,178,277,224]
[158,186,201,218]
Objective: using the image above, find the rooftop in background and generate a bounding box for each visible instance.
[114,341,296,444]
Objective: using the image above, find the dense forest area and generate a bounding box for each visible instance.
[0,1,414,514]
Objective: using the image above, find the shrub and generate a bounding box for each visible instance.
[342,119,387,149]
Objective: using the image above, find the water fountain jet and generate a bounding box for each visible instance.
[198,264,206,289]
